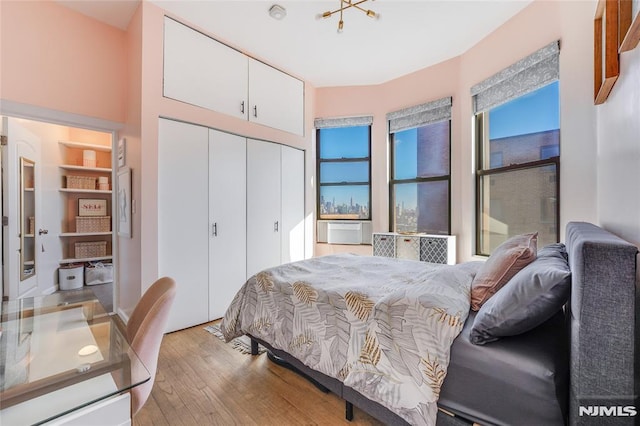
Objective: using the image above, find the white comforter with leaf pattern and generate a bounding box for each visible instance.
[221,254,476,425]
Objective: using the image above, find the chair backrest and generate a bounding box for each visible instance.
[127,276,177,415]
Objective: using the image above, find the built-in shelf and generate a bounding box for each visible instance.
[59,188,112,194]
[25,234,35,238]
[59,165,112,173]
[60,255,113,264]
[60,232,112,237]
[24,188,34,192]
[24,260,35,265]
[59,140,112,152]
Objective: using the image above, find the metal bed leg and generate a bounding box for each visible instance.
[346,401,354,421]
[250,338,259,356]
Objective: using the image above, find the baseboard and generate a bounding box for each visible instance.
[42,285,58,295]
[117,307,130,324]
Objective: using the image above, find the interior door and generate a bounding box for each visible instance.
[246,139,281,278]
[2,116,41,299]
[208,130,246,320]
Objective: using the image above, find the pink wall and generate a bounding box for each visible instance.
[0,0,126,123]
[117,3,144,318]
[316,0,598,261]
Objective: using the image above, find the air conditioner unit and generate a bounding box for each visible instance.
[327,222,362,245]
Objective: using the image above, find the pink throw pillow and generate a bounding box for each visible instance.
[470,232,538,311]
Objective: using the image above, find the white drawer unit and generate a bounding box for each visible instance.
[373,233,456,265]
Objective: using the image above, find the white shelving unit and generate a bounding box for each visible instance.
[373,232,457,265]
[60,255,113,264]
[58,140,113,268]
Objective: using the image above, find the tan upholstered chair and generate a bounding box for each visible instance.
[127,276,177,415]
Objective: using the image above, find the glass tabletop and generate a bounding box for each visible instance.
[0,289,150,424]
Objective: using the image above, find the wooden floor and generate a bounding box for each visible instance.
[133,321,384,426]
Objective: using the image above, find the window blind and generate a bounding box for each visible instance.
[471,40,560,113]
[386,96,452,134]
[314,115,373,129]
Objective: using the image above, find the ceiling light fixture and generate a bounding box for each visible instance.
[269,4,287,20]
[320,0,379,33]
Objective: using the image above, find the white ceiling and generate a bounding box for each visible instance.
[56,0,533,87]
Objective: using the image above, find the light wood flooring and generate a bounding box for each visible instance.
[133,321,384,426]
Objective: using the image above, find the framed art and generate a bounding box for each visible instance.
[117,167,132,238]
[78,198,108,217]
[594,0,619,105]
[620,0,640,52]
[117,138,126,169]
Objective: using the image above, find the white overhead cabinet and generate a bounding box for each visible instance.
[163,17,304,136]
[163,17,249,120]
[248,59,304,136]
[158,119,304,332]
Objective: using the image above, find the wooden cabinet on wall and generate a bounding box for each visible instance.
[163,16,304,136]
[158,119,304,332]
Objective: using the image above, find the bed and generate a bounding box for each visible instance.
[221,222,638,425]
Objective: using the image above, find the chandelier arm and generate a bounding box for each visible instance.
[326,0,370,16]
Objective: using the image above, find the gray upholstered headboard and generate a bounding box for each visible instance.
[565,222,638,425]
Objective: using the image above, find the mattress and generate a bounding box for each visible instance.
[438,310,569,425]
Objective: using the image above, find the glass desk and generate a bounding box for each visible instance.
[0,289,150,425]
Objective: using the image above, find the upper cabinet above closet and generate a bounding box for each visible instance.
[163,17,304,136]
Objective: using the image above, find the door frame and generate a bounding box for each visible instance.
[0,100,123,305]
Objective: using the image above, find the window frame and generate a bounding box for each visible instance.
[388,120,452,235]
[316,125,372,221]
[474,112,560,256]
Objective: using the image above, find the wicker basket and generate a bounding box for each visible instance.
[75,241,107,259]
[76,216,111,233]
[66,175,96,190]
[28,217,35,235]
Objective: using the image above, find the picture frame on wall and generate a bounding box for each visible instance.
[78,198,108,217]
[117,167,132,238]
[117,138,126,169]
[620,0,640,52]
[594,0,619,105]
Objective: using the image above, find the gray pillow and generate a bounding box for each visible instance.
[470,243,571,345]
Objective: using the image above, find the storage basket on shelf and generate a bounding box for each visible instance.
[75,241,107,259]
[66,175,96,190]
[76,216,111,233]
[85,262,113,285]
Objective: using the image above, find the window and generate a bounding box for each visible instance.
[388,97,452,234]
[390,121,450,234]
[316,122,371,220]
[473,42,560,255]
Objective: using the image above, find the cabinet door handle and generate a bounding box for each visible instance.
[240,101,245,114]
[212,223,218,237]
[38,229,49,235]
[253,105,258,118]
[274,221,279,232]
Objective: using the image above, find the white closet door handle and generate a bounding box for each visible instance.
[212,223,218,237]
[274,221,279,232]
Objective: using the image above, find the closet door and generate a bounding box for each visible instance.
[158,118,209,332]
[209,130,246,320]
[246,139,281,278]
[280,146,305,264]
